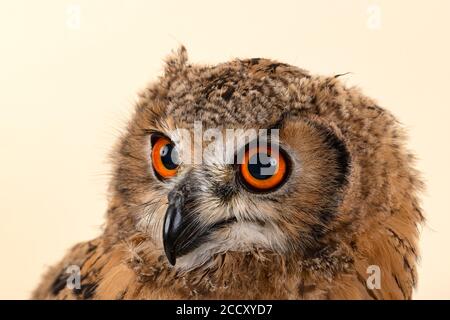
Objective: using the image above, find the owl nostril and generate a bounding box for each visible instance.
[168,191,184,207]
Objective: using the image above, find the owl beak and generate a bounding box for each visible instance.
[162,193,185,266]
[162,190,236,266]
[163,191,207,266]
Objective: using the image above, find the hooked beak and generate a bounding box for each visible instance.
[162,193,185,266]
[162,191,236,266]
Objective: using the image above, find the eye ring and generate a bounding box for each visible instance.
[239,145,289,192]
[151,136,179,179]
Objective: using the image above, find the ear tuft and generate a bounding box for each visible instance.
[164,45,188,76]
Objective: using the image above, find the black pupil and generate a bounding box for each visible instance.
[160,143,178,170]
[247,153,278,180]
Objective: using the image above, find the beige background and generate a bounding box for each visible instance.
[0,0,449,299]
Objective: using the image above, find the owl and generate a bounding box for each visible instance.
[33,47,423,300]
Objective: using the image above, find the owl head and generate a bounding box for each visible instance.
[106,47,423,274]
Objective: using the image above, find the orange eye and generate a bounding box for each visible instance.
[239,146,288,191]
[151,136,179,179]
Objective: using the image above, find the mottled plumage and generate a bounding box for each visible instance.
[33,47,423,300]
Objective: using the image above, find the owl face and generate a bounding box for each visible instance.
[145,121,348,268]
[111,48,352,269]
